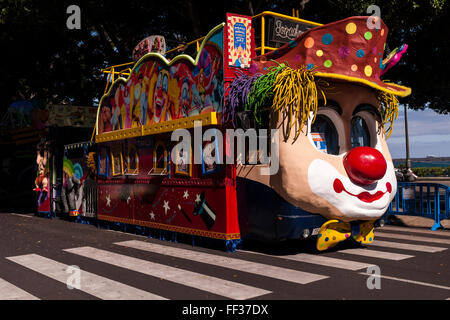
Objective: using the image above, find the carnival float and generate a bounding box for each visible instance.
[36,11,410,252]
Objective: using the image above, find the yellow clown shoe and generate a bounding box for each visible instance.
[351,220,375,245]
[316,220,351,251]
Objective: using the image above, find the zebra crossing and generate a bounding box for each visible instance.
[1,225,450,300]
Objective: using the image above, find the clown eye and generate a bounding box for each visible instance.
[311,114,340,155]
[156,73,162,88]
[162,74,168,92]
[351,116,371,148]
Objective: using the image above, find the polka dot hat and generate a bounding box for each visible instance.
[253,16,411,97]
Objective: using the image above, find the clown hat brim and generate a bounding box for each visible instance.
[254,16,411,97]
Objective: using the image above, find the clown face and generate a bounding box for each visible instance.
[180,80,191,117]
[270,82,396,222]
[153,69,169,123]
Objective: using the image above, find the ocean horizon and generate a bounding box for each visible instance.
[393,159,450,168]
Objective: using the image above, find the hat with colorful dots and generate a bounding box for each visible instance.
[254,16,411,97]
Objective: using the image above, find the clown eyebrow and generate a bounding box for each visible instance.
[319,99,342,115]
[353,104,382,122]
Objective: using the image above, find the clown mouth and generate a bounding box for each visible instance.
[155,99,164,118]
[333,179,392,203]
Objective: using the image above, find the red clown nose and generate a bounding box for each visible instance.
[343,147,387,185]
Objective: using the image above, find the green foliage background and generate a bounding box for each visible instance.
[1,0,449,115]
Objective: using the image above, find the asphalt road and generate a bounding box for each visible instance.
[0,212,449,304]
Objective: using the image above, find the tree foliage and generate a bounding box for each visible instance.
[1,0,449,114]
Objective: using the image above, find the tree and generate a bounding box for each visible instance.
[0,0,449,114]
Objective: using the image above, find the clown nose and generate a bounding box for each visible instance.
[343,147,387,185]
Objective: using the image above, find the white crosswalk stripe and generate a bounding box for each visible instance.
[114,240,328,285]
[0,277,39,300]
[64,246,271,299]
[240,249,374,270]
[381,226,450,238]
[338,248,414,261]
[376,231,450,245]
[2,226,450,300]
[367,240,447,253]
[6,254,166,300]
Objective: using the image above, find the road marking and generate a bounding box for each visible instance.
[382,226,450,238]
[359,272,450,291]
[115,240,328,285]
[376,232,450,245]
[6,254,166,300]
[0,277,39,300]
[338,248,414,261]
[8,213,33,218]
[368,240,447,253]
[64,246,270,300]
[239,249,373,271]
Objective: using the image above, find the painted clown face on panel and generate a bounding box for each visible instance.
[153,68,169,123]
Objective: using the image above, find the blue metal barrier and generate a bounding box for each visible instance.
[386,182,450,231]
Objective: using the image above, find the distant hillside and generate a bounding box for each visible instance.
[394,156,450,162]
[393,157,450,168]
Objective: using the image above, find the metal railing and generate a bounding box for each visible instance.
[83,182,97,218]
[99,11,322,92]
[100,35,205,95]
[252,11,322,55]
[386,182,450,230]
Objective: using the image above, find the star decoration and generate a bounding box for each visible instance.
[183,190,189,199]
[163,200,170,215]
[195,194,201,204]
[149,211,155,220]
[106,195,111,207]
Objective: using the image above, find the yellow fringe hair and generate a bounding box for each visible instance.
[377,91,399,139]
[272,66,327,140]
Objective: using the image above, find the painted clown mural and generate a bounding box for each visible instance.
[228,16,410,251]
[97,31,224,135]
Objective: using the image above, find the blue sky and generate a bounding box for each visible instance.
[386,106,450,159]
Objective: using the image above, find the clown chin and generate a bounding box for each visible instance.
[307,159,396,220]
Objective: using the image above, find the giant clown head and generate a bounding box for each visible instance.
[230,16,411,250]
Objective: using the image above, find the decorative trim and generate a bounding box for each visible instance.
[64,141,94,150]
[96,112,221,143]
[97,214,241,240]
[97,177,234,187]
[315,72,411,97]
[96,127,142,143]
[142,112,220,136]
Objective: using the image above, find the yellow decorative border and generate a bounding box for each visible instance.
[97,214,241,240]
[96,112,221,143]
[95,23,225,136]
[315,72,412,97]
[96,126,141,143]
